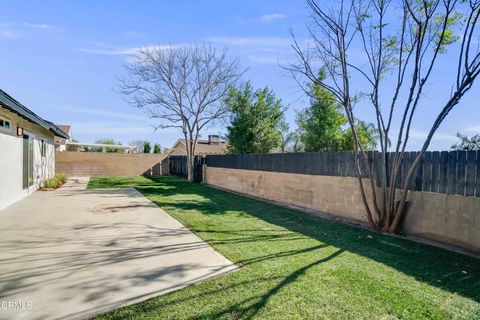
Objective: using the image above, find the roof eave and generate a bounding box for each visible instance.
[0,89,69,139]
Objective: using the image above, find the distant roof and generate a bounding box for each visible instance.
[54,125,71,145]
[170,139,228,155]
[57,125,71,134]
[0,89,69,139]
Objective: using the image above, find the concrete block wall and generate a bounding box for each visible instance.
[204,166,480,254]
[55,152,166,177]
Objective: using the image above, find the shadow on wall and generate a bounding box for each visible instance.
[136,176,480,305]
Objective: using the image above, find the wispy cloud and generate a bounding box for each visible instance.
[21,23,56,30]
[0,22,58,30]
[209,36,290,48]
[123,31,146,38]
[248,55,288,65]
[0,22,60,39]
[0,30,16,38]
[77,47,139,56]
[67,120,180,142]
[51,105,146,121]
[408,129,458,142]
[77,43,179,56]
[78,37,293,65]
[465,124,480,133]
[260,13,287,23]
[56,59,89,66]
[71,121,155,136]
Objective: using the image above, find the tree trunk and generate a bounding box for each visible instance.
[186,140,194,182]
[187,159,194,182]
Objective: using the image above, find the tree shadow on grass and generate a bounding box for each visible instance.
[195,249,345,320]
[140,177,480,303]
[103,247,343,320]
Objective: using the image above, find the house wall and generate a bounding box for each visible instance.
[55,152,167,176]
[204,166,480,254]
[0,107,55,211]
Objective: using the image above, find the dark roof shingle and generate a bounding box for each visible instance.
[0,89,69,139]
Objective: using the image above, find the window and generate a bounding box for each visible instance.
[23,135,34,189]
[41,139,47,157]
[0,117,11,131]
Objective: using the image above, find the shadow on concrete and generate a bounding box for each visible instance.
[0,180,236,320]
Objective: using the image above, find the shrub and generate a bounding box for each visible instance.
[43,173,67,189]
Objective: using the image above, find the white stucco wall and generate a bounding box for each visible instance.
[0,107,56,211]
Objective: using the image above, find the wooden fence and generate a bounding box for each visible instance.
[206,151,480,197]
[169,155,204,182]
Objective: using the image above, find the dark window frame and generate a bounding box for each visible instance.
[41,139,47,157]
[0,117,11,131]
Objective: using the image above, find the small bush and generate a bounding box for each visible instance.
[43,173,67,189]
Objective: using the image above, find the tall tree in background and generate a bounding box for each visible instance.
[226,82,287,153]
[290,0,480,232]
[120,44,242,181]
[342,121,378,151]
[296,73,377,152]
[451,133,480,151]
[143,141,151,154]
[281,131,304,152]
[153,143,162,154]
[296,73,347,151]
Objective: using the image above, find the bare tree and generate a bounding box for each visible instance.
[120,44,242,181]
[289,0,480,232]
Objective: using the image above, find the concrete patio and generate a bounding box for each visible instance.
[0,177,236,320]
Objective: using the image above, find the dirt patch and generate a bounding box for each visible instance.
[91,202,152,214]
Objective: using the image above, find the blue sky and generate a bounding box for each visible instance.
[0,0,479,150]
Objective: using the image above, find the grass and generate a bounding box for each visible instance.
[88,176,480,320]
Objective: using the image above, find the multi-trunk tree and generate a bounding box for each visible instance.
[290,0,480,232]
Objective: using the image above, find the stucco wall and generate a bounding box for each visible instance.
[0,107,55,211]
[204,166,480,253]
[55,152,166,177]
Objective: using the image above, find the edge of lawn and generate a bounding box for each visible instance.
[87,175,480,260]
[205,183,480,260]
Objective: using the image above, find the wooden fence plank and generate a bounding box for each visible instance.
[447,151,458,195]
[347,152,355,177]
[393,152,403,189]
[404,152,415,191]
[476,151,480,197]
[465,151,476,197]
[457,151,467,196]
[414,152,423,191]
[439,151,449,194]
[422,152,432,192]
[431,151,440,193]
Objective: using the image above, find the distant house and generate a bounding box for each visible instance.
[0,89,69,210]
[54,125,72,151]
[168,135,228,156]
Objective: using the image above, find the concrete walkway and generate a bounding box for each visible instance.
[0,178,236,320]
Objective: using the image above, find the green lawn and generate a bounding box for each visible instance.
[89,176,480,320]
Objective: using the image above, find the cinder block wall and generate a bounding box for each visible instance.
[55,152,166,176]
[204,166,480,254]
